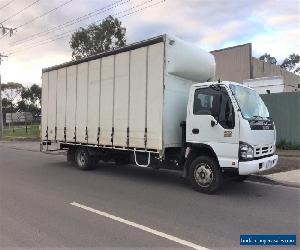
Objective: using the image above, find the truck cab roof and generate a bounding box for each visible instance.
[192,81,254,91]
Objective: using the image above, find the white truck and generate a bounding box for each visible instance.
[41,34,278,193]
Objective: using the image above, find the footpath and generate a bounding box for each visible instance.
[250,150,300,188]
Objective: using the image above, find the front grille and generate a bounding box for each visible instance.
[254,145,274,157]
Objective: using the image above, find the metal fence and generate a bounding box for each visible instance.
[3,122,40,139]
[261,92,300,146]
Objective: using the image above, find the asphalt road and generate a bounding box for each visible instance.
[0,144,299,249]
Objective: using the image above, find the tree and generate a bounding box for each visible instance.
[1,82,23,103]
[259,53,277,65]
[1,82,22,129]
[20,84,41,119]
[28,104,41,118]
[21,84,41,107]
[281,53,300,74]
[17,100,28,112]
[1,98,12,124]
[29,84,41,105]
[70,15,126,60]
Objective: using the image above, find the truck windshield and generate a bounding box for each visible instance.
[229,84,269,120]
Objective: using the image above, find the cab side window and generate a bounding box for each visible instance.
[193,86,235,129]
[193,88,215,115]
[219,90,235,129]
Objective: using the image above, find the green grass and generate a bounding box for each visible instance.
[3,124,40,140]
[277,140,300,150]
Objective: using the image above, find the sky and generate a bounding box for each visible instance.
[0,0,299,86]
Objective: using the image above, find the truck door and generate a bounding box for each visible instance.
[186,85,240,168]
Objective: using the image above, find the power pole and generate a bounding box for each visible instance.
[1,24,16,37]
[0,25,15,139]
[0,53,8,139]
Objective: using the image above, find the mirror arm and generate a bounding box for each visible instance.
[211,116,219,127]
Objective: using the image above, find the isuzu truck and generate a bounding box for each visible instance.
[41,34,278,193]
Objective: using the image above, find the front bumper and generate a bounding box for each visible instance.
[238,154,278,175]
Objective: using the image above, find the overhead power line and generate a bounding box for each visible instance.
[0,0,16,11]
[7,0,166,55]
[15,0,74,30]
[0,32,9,39]
[11,0,130,46]
[0,0,42,24]
[12,0,155,50]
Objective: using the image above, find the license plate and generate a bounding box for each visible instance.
[266,160,272,169]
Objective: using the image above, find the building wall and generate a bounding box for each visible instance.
[211,43,251,83]
[252,58,300,90]
[212,44,300,91]
[261,92,300,146]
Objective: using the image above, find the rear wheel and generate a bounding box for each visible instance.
[75,147,97,170]
[189,156,223,194]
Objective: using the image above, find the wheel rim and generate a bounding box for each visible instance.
[194,163,214,187]
[77,150,87,167]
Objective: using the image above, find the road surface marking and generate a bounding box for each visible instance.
[70,202,209,250]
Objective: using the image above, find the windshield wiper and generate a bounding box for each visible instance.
[252,115,264,120]
[251,115,272,122]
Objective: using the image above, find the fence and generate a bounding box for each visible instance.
[261,92,300,147]
[3,122,40,139]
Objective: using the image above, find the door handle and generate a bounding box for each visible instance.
[192,128,199,134]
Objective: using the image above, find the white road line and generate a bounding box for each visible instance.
[70,202,209,250]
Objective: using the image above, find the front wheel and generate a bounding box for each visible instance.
[189,156,223,194]
[75,147,97,170]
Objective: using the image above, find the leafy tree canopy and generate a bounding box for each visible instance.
[259,53,277,65]
[1,82,23,103]
[280,53,300,74]
[1,83,41,120]
[21,84,41,106]
[1,98,12,109]
[70,15,126,60]
[17,100,27,112]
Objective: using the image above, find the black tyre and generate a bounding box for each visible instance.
[189,156,223,194]
[75,147,97,170]
[67,148,75,163]
[234,175,249,182]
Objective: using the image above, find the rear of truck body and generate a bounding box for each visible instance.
[41,34,278,193]
[41,35,214,156]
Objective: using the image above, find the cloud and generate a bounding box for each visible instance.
[251,29,300,61]
[267,14,299,26]
[0,0,299,84]
[199,21,244,47]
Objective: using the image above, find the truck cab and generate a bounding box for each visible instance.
[185,81,278,193]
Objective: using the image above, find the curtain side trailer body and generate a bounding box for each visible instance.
[41,35,214,155]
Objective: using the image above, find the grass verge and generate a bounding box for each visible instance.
[3,124,40,140]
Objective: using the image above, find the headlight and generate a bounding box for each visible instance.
[239,142,254,160]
